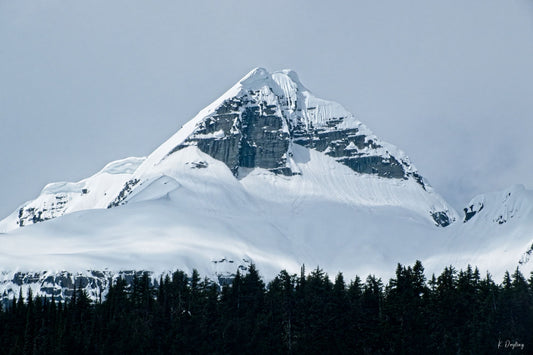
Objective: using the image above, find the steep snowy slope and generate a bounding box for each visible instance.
[1,68,456,233]
[425,185,533,276]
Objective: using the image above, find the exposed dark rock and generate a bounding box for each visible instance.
[162,85,428,190]
[0,265,250,308]
[495,216,506,225]
[169,92,291,176]
[166,89,419,185]
[0,270,159,307]
[212,258,251,286]
[107,178,140,208]
[412,173,427,191]
[519,243,533,265]
[464,203,484,222]
[187,161,208,169]
[431,211,452,227]
[339,156,406,179]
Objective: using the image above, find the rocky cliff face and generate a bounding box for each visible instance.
[0,258,251,305]
[165,68,424,185]
[169,92,292,176]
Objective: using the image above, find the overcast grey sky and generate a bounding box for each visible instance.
[1,0,532,218]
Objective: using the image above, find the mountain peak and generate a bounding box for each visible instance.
[239,67,270,85]
[236,68,310,107]
[143,68,419,180]
[1,68,458,232]
[238,67,304,88]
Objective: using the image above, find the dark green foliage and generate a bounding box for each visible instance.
[0,263,532,354]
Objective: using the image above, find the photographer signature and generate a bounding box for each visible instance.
[498,339,524,350]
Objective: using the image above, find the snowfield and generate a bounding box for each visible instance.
[1,144,531,285]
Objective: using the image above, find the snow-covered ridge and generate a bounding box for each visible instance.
[0,157,145,232]
[462,184,533,225]
[422,185,533,278]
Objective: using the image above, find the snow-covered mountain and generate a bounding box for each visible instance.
[0,68,455,233]
[0,68,531,302]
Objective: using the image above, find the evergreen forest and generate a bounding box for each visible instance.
[1,262,532,354]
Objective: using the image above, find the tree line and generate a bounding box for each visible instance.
[0,261,532,354]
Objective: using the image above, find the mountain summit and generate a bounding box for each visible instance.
[145,67,421,181]
[1,68,455,232]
